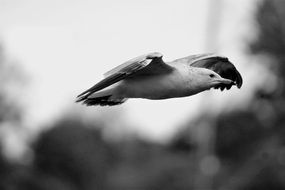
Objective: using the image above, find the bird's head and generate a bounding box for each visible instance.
[193,68,235,91]
[183,53,242,91]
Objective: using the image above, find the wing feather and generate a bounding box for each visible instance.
[77,52,173,100]
[103,54,151,78]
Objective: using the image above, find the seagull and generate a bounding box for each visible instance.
[76,52,242,106]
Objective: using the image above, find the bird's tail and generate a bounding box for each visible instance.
[76,89,126,106]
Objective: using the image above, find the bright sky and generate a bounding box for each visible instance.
[0,0,261,146]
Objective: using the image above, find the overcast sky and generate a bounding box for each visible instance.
[0,0,261,145]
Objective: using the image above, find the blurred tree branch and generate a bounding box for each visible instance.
[0,44,26,125]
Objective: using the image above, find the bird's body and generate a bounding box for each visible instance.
[76,52,243,106]
[113,66,212,99]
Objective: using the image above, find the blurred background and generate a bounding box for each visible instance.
[1,0,285,189]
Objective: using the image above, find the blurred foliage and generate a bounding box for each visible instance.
[0,45,26,189]
[214,0,285,189]
[0,117,198,190]
[0,45,24,125]
[1,0,285,189]
[33,119,113,190]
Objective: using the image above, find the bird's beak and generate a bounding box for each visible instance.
[216,77,236,85]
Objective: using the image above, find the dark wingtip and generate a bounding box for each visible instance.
[75,91,91,103]
[75,95,86,103]
[77,90,88,98]
[235,68,243,89]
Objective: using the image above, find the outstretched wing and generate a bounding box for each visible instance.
[174,54,243,91]
[76,52,173,101]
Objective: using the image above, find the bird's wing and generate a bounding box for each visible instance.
[174,54,243,90]
[77,52,173,99]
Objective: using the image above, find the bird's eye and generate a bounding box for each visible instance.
[209,74,215,78]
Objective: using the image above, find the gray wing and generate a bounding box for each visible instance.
[77,52,173,100]
[174,53,243,90]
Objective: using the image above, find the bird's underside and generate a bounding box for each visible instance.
[76,52,243,106]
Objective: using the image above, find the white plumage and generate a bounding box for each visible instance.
[76,52,242,106]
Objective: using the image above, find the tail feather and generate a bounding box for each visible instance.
[76,94,126,106]
[76,85,126,106]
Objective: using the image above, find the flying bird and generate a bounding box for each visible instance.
[76,52,242,106]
